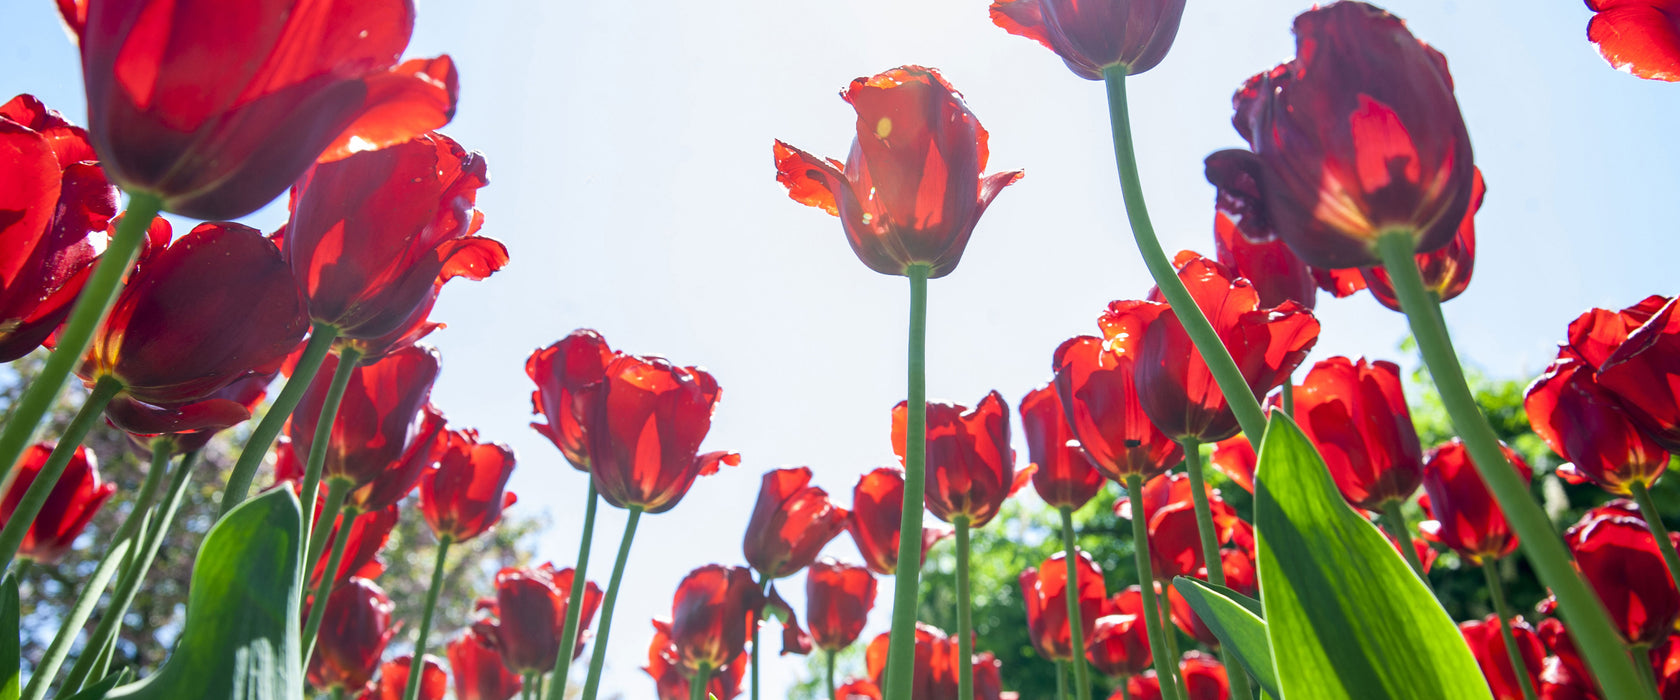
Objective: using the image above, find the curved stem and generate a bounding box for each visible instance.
[581,507,643,700]
[403,537,452,700]
[1629,482,1680,590]
[20,538,130,700]
[883,264,930,700]
[302,485,357,666]
[1379,500,1430,590]
[1059,506,1092,700]
[0,194,158,497]
[1181,440,1253,699]
[117,439,173,543]
[0,376,122,571]
[955,517,973,700]
[220,324,339,517]
[1102,67,1266,450]
[548,482,600,699]
[689,664,713,700]
[299,345,363,555]
[1482,562,1539,700]
[1377,232,1651,700]
[1124,474,1184,700]
[827,649,837,700]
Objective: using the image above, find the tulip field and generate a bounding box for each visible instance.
[1,1,1677,700]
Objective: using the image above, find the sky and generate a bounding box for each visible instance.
[5,0,1678,697]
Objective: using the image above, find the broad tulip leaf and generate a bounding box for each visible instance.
[1172,577,1279,698]
[2,573,16,700]
[57,670,128,700]
[104,489,303,700]
[1254,415,1489,700]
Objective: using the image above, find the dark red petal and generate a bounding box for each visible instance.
[1587,1,1680,81]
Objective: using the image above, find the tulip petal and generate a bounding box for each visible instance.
[772,140,845,216]
[1587,1,1680,81]
[318,56,459,162]
[103,396,253,435]
[988,0,1054,50]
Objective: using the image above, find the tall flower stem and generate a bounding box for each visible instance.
[1633,644,1662,699]
[752,575,773,700]
[689,664,713,700]
[548,482,600,699]
[883,263,931,700]
[955,517,973,700]
[0,376,121,571]
[1119,680,1133,700]
[1281,377,1295,417]
[20,539,130,700]
[826,649,837,700]
[220,324,339,516]
[302,484,358,665]
[1181,440,1254,700]
[1124,474,1184,700]
[1378,501,1430,587]
[581,507,644,700]
[1056,660,1069,700]
[1059,506,1092,700]
[1629,482,1680,589]
[403,537,453,700]
[1377,231,1650,699]
[0,193,158,494]
[1101,67,1265,450]
[1481,563,1539,700]
[299,346,363,555]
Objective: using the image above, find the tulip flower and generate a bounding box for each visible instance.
[895,391,1030,529]
[130,370,276,456]
[806,559,877,652]
[1527,355,1668,497]
[0,94,118,363]
[859,623,1008,700]
[1125,651,1229,700]
[476,563,603,674]
[1168,547,1259,648]
[288,346,442,494]
[1020,383,1105,511]
[1020,551,1106,662]
[527,329,619,472]
[305,577,395,693]
[847,466,952,576]
[1209,209,1318,311]
[1595,296,1680,454]
[367,655,447,700]
[286,131,505,344]
[1462,615,1545,700]
[1116,473,1242,579]
[1358,168,1485,311]
[0,443,113,563]
[772,66,1022,279]
[668,565,762,686]
[1087,588,1151,680]
[1585,0,1680,81]
[1418,439,1532,565]
[1535,618,1593,695]
[1218,2,1475,270]
[1207,435,1255,493]
[1565,502,1680,646]
[307,504,398,593]
[989,0,1188,78]
[645,619,747,700]
[585,355,736,515]
[63,0,459,220]
[743,467,849,579]
[1052,329,1183,484]
[418,429,517,543]
[447,628,523,700]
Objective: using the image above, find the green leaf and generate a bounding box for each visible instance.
[1253,415,1490,700]
[1171,577,1279,698]
[104,489,303,700]
[1,573,16,700]
[55,670,128,700]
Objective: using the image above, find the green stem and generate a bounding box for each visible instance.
[1482,562,1540,700]
[299,345,362,556]
[1281,377,1295,418]
[1124,474,1184,700]
[1120,680,1133,700]
[403,537,452,700]
[883,264,930,700]
[1633,644,1660,699]
[548,482,600,699]
[1379,500,1431,590]
[690,664,713,700]
[0,194,158,498]
[535,674,547,700]
[302,484,357,666]
[581,507,643,700]
[1157,589,1182,691]
[1377,231,1651,700]
[1102,67,1266,450]
[956,517,973,700]
[0,376,122,570]
[1181,440,1254,700]
[827,649,837,700]
[331,687,346,700]
[1059,506,1092,700]
[220,324,340,516]
[117,439,173,543]
[1057,660,1069,700]
[64,449,198,691]
[300,477,349,589]
[1629,482,1680,590]
[752,574,772,700]
[19,538,131,700]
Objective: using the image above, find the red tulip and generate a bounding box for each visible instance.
[129,370,276,455]
[1205,148,1368,307]
[355,404,448,513]
[669,565,763,676]
[835,679,884,700]
[79,222,309,435]
[584,354,738,514]
[1358,168,1485,311]
[1462,615,1545,700]
[773,66,1022,278]
[1417,439,1532,564]
[285,132,505,343]
[763,584,815,657]
[894,391,1032,528]
[308,504,398,593]
[418,428,517,542]
[476,563,603,674]
[1053,319,1184,482]
[446,628,522,700]
[805,558,877,652]
[1087,588,1151,678]
[1020,382,1105,510]
[288,345,441,491]
[1566,501,1680,645]
[64,0,459,219]
[861,623,1008,700]
[365,655,446,700]
[1586,0,1680,81]
[1126,651,1230,700]
[1286,357,1424,511]
[1220,2,1475,270]
[1116,473,1244,579]
[527,329,618,471]
[743,467,850,579]
[1137,254,1319,442]
[1536,618,1596,698]
[1527,358,1668,496]
[0,443,114,563]
[0,94,118,362]
[989,0,1187,78]
[1381,529,1440,574]
[1020,550,1106,661]
[306,577,395,693]
[644,619,747,700]
[847,466,954,576]
[1168,547,1259,647]
[1537,657,1599,700]
[1210,209,1318,311]
[1208,435,1255,493]
[1597,296,1680,454]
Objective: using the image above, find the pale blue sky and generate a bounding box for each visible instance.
[5,0,1676,697]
